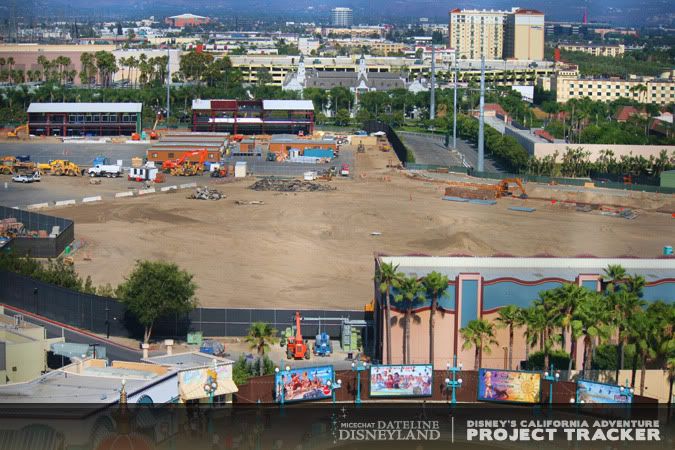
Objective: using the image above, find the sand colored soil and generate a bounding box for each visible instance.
[50,147,675,309]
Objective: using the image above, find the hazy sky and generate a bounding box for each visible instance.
[6,0,675,26]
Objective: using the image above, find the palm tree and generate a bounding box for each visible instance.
[244,322,279,376]
[460,319,497,370]
[393,275,424,364]
[667,357,675,417]
[556,283,590,371]
[422,271,449,366]
[572,292,612,378]
[495,305,521,370]
[624,274,645,297]
[602,264,627,293]
[610,290,645,382]
[6,57,14,85]
[529,290,561,369]
[625,310,656,395]
[375,262,402,364]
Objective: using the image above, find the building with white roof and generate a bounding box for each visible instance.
[164,13,211,28]
[27,102,143,137]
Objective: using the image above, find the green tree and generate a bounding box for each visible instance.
[460,319,497,370]
[555,283,592,371]
[117,260,197,343]
[94,51,117,87]
[602,264,627,293]
[256,67,273,86]
[572,292,613,378]
[496,305,522,370]
[334,108,351,126]
[609,289,645,382]
[393,275,424,364]
[245,322,279,376]
[375,262,402,365]
[422,271,450,366]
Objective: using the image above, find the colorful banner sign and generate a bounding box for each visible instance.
[178,363,236,401]
[275,366,334,403]
[369,365,433,397]
[576,379,632,404]
[477,369,541,403]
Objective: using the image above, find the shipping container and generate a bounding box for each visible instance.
[303,148,334,159]
[146,149,221,163]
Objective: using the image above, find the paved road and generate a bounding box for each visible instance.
[0,143,151,167]
[2,305,144,362]
[398,131,503,172]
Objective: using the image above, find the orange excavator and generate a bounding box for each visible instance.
[161,150,208,176]
[286,311,310,360]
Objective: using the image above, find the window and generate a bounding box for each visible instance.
[152,153,158,158]
[168,153,175,159]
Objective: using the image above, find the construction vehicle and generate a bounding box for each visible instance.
[1,156,36,175]
[313,332,332,357]
[210,166,228,178]
[147,112,164,140]
[266,151,277,162]
[48,160,82,176]
[286,311,310,360]
[7,124,28,139]
[162,150,208,176]
[444,177,527,200]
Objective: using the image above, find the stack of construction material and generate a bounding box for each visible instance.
[444,186,497,200]
[249,178,336,192]
[0,218,25,236]
[187,186,225,200]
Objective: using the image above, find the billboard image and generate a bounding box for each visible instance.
[477,369,541,404]
[369,365,433,397]
[576,379,632,404]
[178,363,236,401]
[275,366,334,403]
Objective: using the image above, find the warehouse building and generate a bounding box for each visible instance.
[374,255,675,369]
[27,102,142,137]
[191,99,315,135]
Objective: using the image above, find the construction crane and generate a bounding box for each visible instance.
[7,124,28,139]
[161,150,208,176]
[286,311,310,360]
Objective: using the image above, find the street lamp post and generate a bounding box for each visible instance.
[274,364,291,409]
[327,374,342,405]
[105,306,110,339]
[543,364,560,407]
[444,355,463,407]
[351,361,368,405]
[619,378,635,412]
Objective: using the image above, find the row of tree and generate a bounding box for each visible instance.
[376,262,675,396]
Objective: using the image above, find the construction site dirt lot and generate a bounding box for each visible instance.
[44,147,674,310]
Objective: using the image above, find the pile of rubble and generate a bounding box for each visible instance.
[187,186,225,200]
[249,178,336,192]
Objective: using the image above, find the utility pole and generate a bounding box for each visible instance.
[166,45,171,121]
[477,56,485,173]
[453,52,459,149]
[429,44,436,120]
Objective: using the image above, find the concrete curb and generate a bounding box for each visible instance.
[138,188,156,195]
[160,185,178,192]
[54,199,76,207]
[26,202,50,210]
[115,191,134,198]
[82,196,102,203]
[179,182,197,189]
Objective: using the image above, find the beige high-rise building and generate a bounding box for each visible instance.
[504,9,545,60]
[448,7,545,61]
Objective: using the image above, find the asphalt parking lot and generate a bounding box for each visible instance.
[0,142,151,168]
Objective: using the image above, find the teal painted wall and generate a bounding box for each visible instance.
[482,281,565,311]
[461,280,478,327]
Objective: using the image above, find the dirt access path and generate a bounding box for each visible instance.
[50,146,674,309]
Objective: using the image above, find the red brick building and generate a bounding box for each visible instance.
[164,14,211,28]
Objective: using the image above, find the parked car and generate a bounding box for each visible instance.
[12,172,40,183]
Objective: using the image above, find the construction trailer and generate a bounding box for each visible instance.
[147,147,221,164]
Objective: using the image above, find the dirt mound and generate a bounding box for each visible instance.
[249,178,335,192]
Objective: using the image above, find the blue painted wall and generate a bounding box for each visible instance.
[642,283,675,303]
[388,285,455,311]
[461,280,478,327]
[482,281,565,311]
[582,280,598,291]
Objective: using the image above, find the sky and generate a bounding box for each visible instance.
[5,1,675,26]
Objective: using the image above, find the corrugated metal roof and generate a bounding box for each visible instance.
[27,102,142,113]
[263,100,314,111]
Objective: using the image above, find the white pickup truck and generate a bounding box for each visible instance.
[88,164,122,177]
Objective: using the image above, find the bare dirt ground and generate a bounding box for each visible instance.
[46,146,675,310]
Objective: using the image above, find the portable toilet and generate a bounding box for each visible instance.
[234,161,247,178]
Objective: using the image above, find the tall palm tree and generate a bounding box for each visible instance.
[422,271,449,366]
[572,292,613,378]
[460,319,497,370]
[375,262,402,364]
[495,305,521,370]
[393,275,424,364]
[602,264,627,293]
[667,357,675,417]
[625,310,655,395]
[556,283,590,371]
[245,322,279,376]
[624,274,645,297]
[529,290,561,369]
[610,290,645,382]
[6,57,14,85]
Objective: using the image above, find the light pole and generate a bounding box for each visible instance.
[619,378,635,412]
[543,364,560,407]
[166,43,171,123]
[444,355,463,407]
[203,360,218,404]
[351,361,368,405]
[477,56,485,172]
[274,364,291,409]
[327,374,342,405]
[105,305,110,339]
